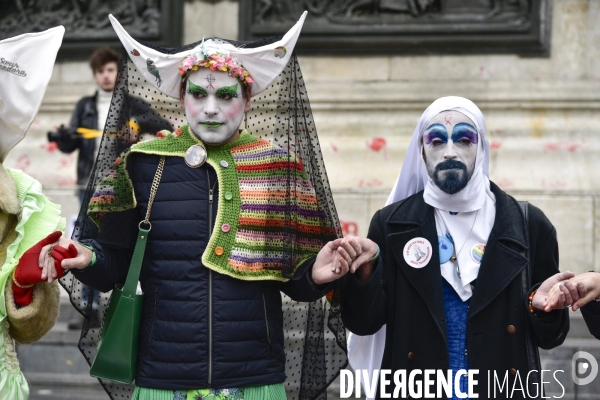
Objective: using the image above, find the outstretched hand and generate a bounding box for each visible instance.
[562,272,600,311]
[14,231,64,286]
[13,231,78,306]
[39,237,93,282]
[531,271,575,312]
[312,238,353,286]
[311,235,379,286]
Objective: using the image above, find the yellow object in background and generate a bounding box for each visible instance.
[76,127,102,139]
[76,119,140,139]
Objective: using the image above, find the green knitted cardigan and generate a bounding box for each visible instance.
[88,126,335,282]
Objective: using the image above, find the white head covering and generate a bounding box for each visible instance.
[348,96,495,400]
[0,26,65,162]
[109,12,307,99]
[387,96,490,211]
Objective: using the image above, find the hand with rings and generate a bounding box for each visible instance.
[39,237,93,282]
[535,271,579,312]
[311,235,379,286]
[545,272,600,311]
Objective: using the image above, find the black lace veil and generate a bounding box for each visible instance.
[59,35,347,400]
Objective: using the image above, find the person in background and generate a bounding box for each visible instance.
[49,46,172,205]
[48,47,172,330]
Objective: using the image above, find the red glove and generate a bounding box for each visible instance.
[51,244,78,275]
[12,231,76,306]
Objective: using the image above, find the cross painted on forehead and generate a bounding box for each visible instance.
[445,114,452,125]
[205,74,216,90]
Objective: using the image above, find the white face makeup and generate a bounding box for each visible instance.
[422,110,478,194]
[184,68,250,145]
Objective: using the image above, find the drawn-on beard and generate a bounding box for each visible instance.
[433,160,470,194]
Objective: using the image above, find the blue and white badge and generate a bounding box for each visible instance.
[438,235,454,264]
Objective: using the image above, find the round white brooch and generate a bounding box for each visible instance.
[403,237,433,268]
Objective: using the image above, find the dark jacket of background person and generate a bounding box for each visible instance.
[56,92,172,187]
[341,182,569,400]
[581,301,600,339]
[71,153,331,390]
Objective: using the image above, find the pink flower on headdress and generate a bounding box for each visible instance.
[210,55,226,71]
[181,55,197,71]
[179,48,254,88]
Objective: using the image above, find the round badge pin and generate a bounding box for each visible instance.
[471,244,486,264]
[185,144,207,168]
[403,237,433,268]
[438,235,454,264]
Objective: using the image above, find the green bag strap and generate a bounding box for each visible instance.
[122,156,165,296]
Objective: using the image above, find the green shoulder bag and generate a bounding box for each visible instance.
[90,156,165,384]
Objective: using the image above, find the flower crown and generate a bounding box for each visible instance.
[178,41,254,86]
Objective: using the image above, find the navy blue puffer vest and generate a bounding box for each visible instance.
[75,153,326,390]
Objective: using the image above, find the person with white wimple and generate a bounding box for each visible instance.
[338,97,569,399]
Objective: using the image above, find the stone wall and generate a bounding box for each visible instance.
[5,0,600,274]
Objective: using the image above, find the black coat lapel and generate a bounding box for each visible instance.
[468,183,528,318]
[386,194,446,338]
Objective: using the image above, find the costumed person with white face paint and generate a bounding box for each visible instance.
[44,12,349,400]
[339,97,569,399]
[0,26,80,399]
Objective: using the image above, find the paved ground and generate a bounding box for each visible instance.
[29,385,108,400]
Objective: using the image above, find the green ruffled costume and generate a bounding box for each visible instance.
[0,168,65,400]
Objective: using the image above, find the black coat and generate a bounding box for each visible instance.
[342,182,568,399]
[57,92,172,187]
[73,154,330,389]
[581,301,600,339]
